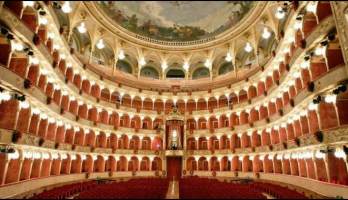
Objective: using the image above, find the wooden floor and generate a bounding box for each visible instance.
[166,180,179,199]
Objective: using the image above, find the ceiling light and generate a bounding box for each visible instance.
[275,7,285,19]
[306,2,317,13]
[29,56,39,65]
[204,59,211,68]
[77,22,86,33]
[61,1,72,13]
[294,19,303,30]
[118,49,125,60]
[262,27,271,39]
[334,149,345,158]
[161,62,168,70]
[225,52,232,62]
[23,1,34,7]
[300,60,310,69]
[39,16,48,25]
[308,102,318,111]
[244,42,253,52]
[96,39,105,49]
[183,62,190,71]
[19,101,30,109]
[47,32,55,39]
[0,91,11,102]
[324,94,337,104]
[314,46,326,56]
[139,57,146,66]
[12,41,24,51]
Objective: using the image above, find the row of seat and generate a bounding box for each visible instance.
[31,181,96,199]
[179,177,307,199]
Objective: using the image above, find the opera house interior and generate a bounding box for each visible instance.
[0,1,348,199]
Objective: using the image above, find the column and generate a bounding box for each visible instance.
[324,154,331,182]
[312,156,319,180]
[16,159,24,182]
[0,159,9,185]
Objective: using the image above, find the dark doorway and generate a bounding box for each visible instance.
[166,157,182,181]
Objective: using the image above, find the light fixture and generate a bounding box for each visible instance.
[0,91,11,102]
[275,7,285,19]
[161,62,168,70]
[60,153,68,160]
[314,46,326,56]
[19,101,30,109]
[12,41,24,51]
[315,151,325,159]
[300,60,310,69]
[308,102,318,111]
[96,39,105,49]
[183,62,190,71]
[306,2,317,13]
[39,16,48,25]
[294,19,303,30]
[77,22,86,33]
[244,42,253,52]
[9,150,20,160]
[262,27,271,39]
[204,59,211,68]
[29,56,39,65]
[61,1,72,13]
[225,52,232,62]
[334,148,346,158]
[118,49,125,60]
[23,1,34,7]
[172,129,177,138]
[33,152,42,159]
[139,57,146,66]
[47,32,55,39]
[324,94,337,104]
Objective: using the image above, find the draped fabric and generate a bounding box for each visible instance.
[165,120,184,149]
[166,157,182,181]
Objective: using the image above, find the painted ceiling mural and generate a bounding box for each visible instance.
[97,1,255,41]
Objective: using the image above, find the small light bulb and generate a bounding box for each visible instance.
[262,27,271,39]
[23,1,34,7]
[96,39,105,49]
[225,52,232,62]
[183,62,190,71]
[139,57,146,66]
[118,50,125,60]
[275,7,285,19]
[161,62,168,70]
[244,42,253,52]
[77,22,86,33]
[62,1,72,13]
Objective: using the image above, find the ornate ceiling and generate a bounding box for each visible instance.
[96,1,255,42]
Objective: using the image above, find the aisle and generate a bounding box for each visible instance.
[166,180,179,199]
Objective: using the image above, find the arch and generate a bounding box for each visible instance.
[116,59,133,74]
[218,62,234,75]
[198,157,208,171]
[140,66,160,79]
[192,67,210,79]
[166,68,185,79]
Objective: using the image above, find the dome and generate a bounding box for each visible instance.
[96,1,256,42]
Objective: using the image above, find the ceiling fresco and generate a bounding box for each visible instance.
[97,1,255,41]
